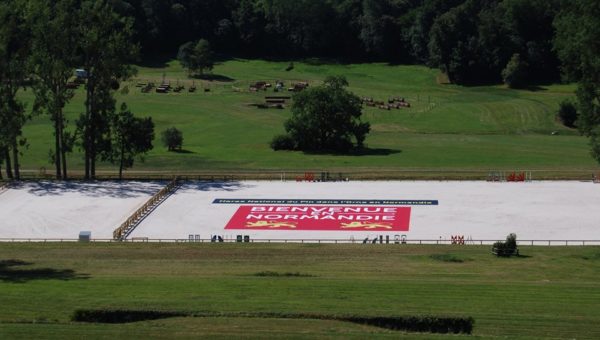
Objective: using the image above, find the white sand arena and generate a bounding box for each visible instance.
[1,180,598,243]
[0,181,163,239]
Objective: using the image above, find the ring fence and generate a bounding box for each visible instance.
[112,177,180,241]
[1,238,599,246]
[15,169,600,181]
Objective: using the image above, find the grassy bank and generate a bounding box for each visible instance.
[1,243,599,338]
[16,59,598,176]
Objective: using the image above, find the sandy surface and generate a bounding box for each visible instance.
[1,180,599,242]
[0,181,162,239]
[130,181,600,242]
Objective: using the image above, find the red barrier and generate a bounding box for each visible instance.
[451,235,465,245]
[507,172,526,182]
[304,172,315,182]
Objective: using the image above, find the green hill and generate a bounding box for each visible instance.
[18,59,597,175]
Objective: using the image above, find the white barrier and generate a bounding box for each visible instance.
[1,238,599,246]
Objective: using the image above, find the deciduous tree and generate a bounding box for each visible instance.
[277,76,370,153]
[502,53,528,88]
[111,103,154,179]
[178,39,214,77]
[555,0,600,163]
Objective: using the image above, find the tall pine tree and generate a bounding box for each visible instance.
[78,0,137,179]
[0,1,30,180]
[29,0,80,179]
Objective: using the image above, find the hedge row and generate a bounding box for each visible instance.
[72,309,185,324]
[72,309,473,334]
[343,316,474,334]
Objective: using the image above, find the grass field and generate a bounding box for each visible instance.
[1,243,599,338]
[16,59,599,176]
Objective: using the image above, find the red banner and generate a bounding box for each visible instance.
[224,205,411,231]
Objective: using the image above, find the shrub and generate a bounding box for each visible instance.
[270,134,296,151]
[502,53,528,89]
[557,99,578,128]
[492,233,518,257]
[161,127,183,151]
[505,233,517,252]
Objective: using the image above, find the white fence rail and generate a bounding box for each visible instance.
[0,238,599,246]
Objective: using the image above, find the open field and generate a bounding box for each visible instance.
[17,59,599,177]
[1,243,600,339]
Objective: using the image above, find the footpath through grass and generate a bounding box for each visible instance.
[1,243,599,338]
[17,59,599,175]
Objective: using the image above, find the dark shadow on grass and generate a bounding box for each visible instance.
[302,57,344,66]
[429,254,470,263]
[73,309,184,324]
[349,148,402,156]
[445,79,501,87]
[19,181,164,198]
[252,271,316,277]
[191,74,235,82]
[302,147,402,157]
[458,80,554,90]
[522,85,548,92]
[386,60,421,67]
[137,56,172,69]
[170,149,195,154]
[0,259,90,283]
[580,253,600,261]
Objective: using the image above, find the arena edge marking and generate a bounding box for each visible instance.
[213,199,438,205]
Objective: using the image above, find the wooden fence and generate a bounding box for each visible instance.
[112,177,179,240]
[0,182,9,195]
[17,168,600,181]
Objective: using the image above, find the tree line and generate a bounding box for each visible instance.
[114,0,562,86]
[0,0,152,181]
[1,0,600,173]
[127,0,594,161]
